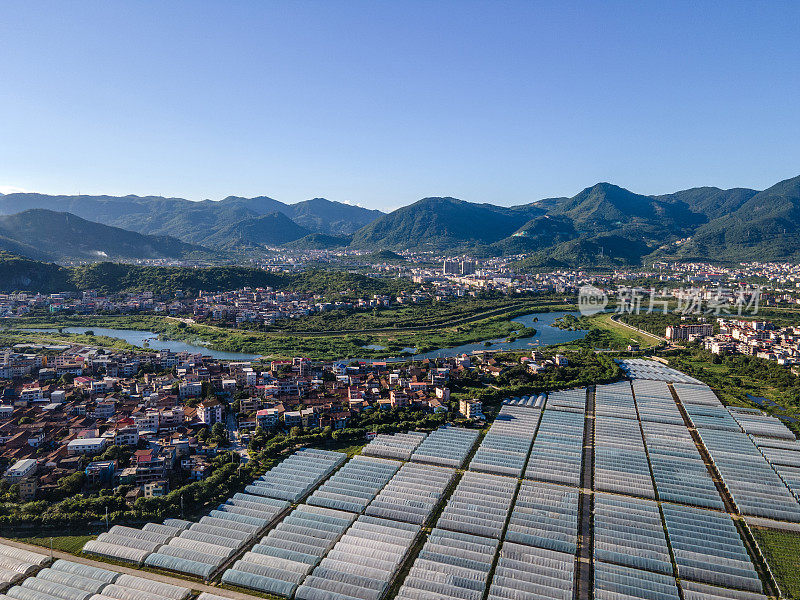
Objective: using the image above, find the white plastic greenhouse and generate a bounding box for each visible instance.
[594,415,655,499]
[486,542,574,600]
[661,503,763,593]
[3,560,189,600]
[295,515,420,600]
[306,455,401,514]
[593,560,680,600]
[362,432,427,461]
[0,544,48,590]
[593,493,672,575]
[396,528,499,600]
[468,406,541,477]
[696,426,800,522]
[436,472,517,539]
[221,504,357,597]
[409,427,480,468]
[245,448,347,502]
[505,481,578,555]
[525,406,584,487]
[616,359,702,384]
[639,421,724,510]
[365,462,455,525]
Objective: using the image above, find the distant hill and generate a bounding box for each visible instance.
[0,193,383,249]
[202,212,311,249]
[0,209,209,261]
[0,252,74,291]
[0,253,413,295]
[656,175,800,262]
[282,233,351,250]
[350,197,543,250]
[4,174,800,264]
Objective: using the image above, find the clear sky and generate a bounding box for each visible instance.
[1,1,798,211]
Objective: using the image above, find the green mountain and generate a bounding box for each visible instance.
[0,254,412,295]
[282,233,351,250]
[3,174,800,264]
[0,193,383,248]
[0,252,74,291]
[656,175,800,262]
[0,210,210,261]
[350,197,543,250]
[202,212,311,249]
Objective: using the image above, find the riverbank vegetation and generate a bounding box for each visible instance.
[10,298,571,359]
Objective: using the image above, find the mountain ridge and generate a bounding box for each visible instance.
[2,174,799,264]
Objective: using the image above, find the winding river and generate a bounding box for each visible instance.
[24,310,586,362]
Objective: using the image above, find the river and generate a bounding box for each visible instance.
[23,327,261,361]
[393,310,586,361]
[24,311,586,362]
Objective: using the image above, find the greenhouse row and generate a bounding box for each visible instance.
[83,521,191,565]
[632,380,685,425]
[364,462,455,525]
[409,426,480,468]
[593,560,680,600]
[0,544,47,590]
[486,542,574,600]
[437,471,517,539]
[505,480,578,555]
[661,502,763,593]
[594,414,655,499]
[593,493,672,575]
[729,407,796,440]
[544,388,586,413]
[680,581,767,600]
[594,381,637,419]
[144,492,289,579]
[362,431,427,461]
[294,515,420,600]
[468,406,541,477]
[3,559,190,600]
[750,434,800,501]
[83,448,339,569]
[640,421,724,510]
[525,406,584,487]
[502,394,546,408]
[616,359,702,384]
[672,383,723,407]
[221,504,357,597]
[306,455,401,514]
[396,528,499,600]
[245,448,347,502]
[682,403,741,432]
[695,426,800,522]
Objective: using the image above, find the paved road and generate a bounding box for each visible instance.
[0,537,254,600]
[575,386,595,600]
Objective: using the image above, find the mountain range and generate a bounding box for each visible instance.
[1,174,799,266]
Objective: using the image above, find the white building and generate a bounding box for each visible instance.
[67,437,108,455]
[4,458,37,481]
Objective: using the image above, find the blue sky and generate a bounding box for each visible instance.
[1,1,798,210]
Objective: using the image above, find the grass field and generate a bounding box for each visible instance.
[593,312,663,348]
[751,527,800,598]
[11,534,96,554]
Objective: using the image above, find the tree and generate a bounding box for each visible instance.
[211,422,228,446]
